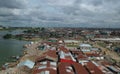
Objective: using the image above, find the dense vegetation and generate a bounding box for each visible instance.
[3,34,13,39]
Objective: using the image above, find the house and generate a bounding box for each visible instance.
[77,54,89,65]
[70,50,83,55]
[85,34,95,39]
[79,44,92,52]
[42,41,58,47]
[70,50,89,65]
[36,50,58,62]
[64,40,79,46]
[85,53,104,60]
[17,59,35,69]
[33,59,57,74]
[91,48,100,52]
[58,46,76,63]
[58,62,89,74]
[58,46,70,53]
[17,59,35,73]
[85,62,104,74]
[48,38,58,43]
[33,50,58,74]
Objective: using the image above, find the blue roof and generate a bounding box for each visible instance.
[17,60,35,69]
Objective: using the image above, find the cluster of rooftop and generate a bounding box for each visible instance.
[1,38,120,74]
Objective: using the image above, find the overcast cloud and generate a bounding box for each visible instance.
[0,0,120,27]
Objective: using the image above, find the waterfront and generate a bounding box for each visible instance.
[0,28,120,74]
[0,30,30,67]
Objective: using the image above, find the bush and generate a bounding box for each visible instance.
[3,34,13,39]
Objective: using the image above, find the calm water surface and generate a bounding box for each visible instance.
[0,30,30,67]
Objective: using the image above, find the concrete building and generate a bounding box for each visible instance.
[64,40,79,46]
[79,44,92,52]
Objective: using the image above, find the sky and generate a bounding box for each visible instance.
[0,0,120,28]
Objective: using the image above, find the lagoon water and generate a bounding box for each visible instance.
[0,30,30,67]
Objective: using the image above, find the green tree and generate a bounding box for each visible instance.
[3,34,13,39]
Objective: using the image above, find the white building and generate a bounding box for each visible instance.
[79,44,92,52]
[64,40,79,45]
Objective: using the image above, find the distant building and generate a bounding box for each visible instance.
[64,40,79,46]
[79,44,92,52]
[85,53,104,60]
[85,34,95,39]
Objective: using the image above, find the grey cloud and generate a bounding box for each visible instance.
[0,8,14,16]
[0,0,120,27]
[0,0,27,9]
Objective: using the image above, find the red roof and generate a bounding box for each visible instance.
[43,41,58,45]
[36,50,58,62]
[33,61,57,74]
[71,50,84,55]
[33,67,57,74]
[60,59,75,64]
[77,54,88,60]
[58,46,70,53]
[72,63,89,74]
[85,62,104,74]
[86,53,100,57]
[58,62,89,74]
[43,50,57,58]
[101,61,111,66]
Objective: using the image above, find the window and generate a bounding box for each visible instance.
[40,61,47,64]
[38,66,46,69]
[50,62,56,66]
[66,66,74,73]
[38,71,50,74]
